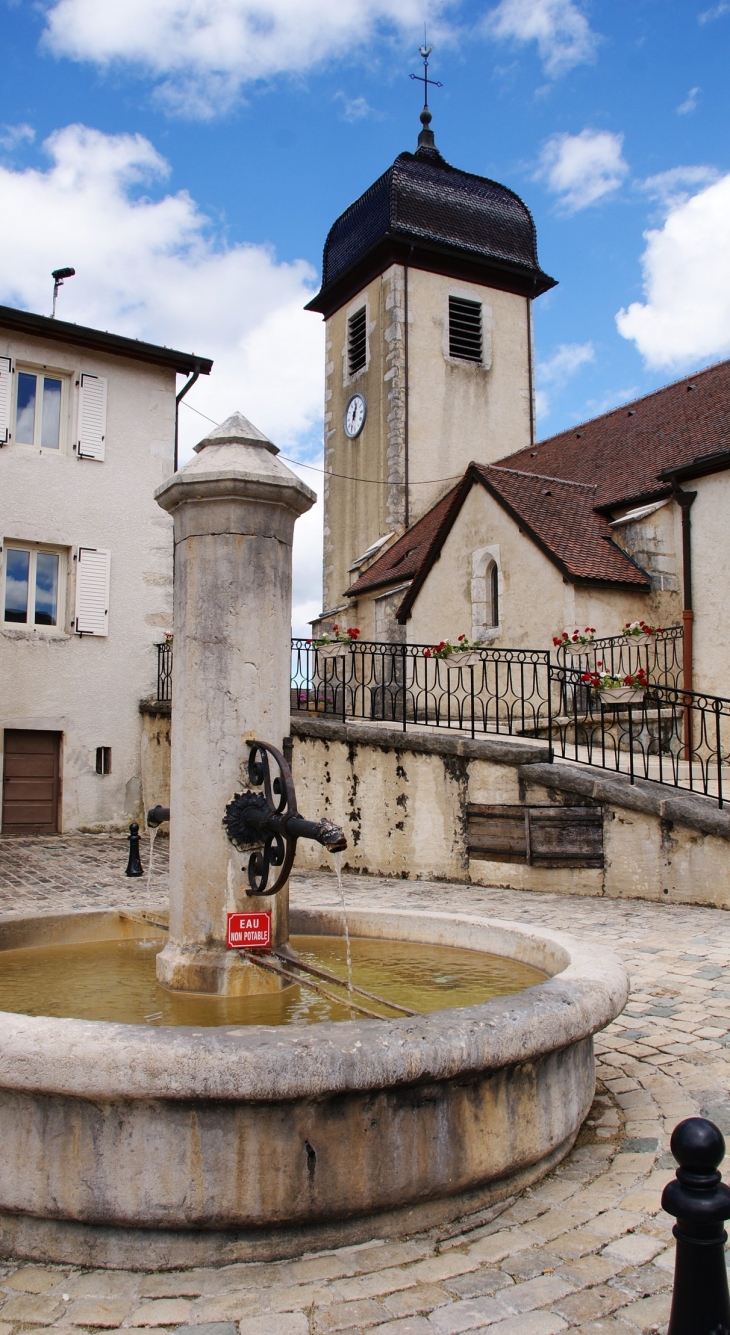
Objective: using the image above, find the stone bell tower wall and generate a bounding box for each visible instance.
[322,264,534,616]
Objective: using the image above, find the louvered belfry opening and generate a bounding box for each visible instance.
[347,307,367,376]
[449,296,482,363]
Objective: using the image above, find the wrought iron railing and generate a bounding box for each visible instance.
[555,625,683,690]
[156,632,727,807]
[291,639,552,738]
[156,641,173,702]
[550,663,730,807]
[292,635,730,807]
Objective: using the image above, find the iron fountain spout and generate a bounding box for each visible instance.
[223,741,347,896]
[147,805,170,827]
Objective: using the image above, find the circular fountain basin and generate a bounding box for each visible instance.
[0,905,627,1270]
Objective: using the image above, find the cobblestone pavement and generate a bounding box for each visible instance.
[2,836,730,1334]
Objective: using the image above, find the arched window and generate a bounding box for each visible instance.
[470,546,501,640]
[488,560,499,628]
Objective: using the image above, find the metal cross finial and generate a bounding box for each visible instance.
[410,39,442,113]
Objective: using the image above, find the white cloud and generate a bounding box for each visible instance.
[640,165,719,210]
[334,93,380,123]
[0,124,35,152]
[41,0,444,117]
[535,128,628,212]
[617,172,730,369]
[485,0,598,77]
[534,340,594,421]
[677,87,700,115]
[699,2,730,21]
[0,122,325,616]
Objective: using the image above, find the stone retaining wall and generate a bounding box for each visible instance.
[291,717,730,908]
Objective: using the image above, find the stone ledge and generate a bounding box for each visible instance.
[139,698,171,718]
[520,759,730,842]
[290,715,547,767]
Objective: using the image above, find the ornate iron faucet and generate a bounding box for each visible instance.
[223,740,347,896]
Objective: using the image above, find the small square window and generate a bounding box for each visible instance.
[15,368,67,451]
[3,543,64,628]
[96,746,112,775]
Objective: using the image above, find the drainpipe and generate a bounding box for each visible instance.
[671,481,697,762]
[174,366,201,472]
[672,481,697,694]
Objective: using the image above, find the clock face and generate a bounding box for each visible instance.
[344,393,366,438]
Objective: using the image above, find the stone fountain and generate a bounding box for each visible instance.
[0,413,628,1269]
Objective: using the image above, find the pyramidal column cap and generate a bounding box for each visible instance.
[192,411,279,455]
[154,409,316,520]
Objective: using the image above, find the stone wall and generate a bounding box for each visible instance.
[290,717,730,909]
[139,701,171,818]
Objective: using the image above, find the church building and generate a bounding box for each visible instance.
[307,100,730,699]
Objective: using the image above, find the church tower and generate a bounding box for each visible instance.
[306,77,556,620]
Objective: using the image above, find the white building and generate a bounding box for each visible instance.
[0,303,211,834]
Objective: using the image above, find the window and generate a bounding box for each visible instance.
[96,747,112,775]
[3,544,63,627]
[15,369,66,450]
[488,561,499,628]
[347,307,367,376]
[471,546,500,640]
[449,296,482,363]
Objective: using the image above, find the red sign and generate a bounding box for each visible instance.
[226,912,271,950]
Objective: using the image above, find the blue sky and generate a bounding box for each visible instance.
[2,0,729,627]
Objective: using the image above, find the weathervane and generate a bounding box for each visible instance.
[410,35,442,149]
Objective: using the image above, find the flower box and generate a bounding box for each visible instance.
[624,633,653,647]
[565,643,592,657]
[445,651,483,669]
[598,686,646,706]
[316,643,349,660]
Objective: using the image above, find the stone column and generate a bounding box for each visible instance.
[154,413,315,994]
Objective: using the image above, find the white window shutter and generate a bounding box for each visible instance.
[75,547,111,636]
[78,374,107,460]
[0,357,11,444]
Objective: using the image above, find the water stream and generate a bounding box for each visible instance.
[146,826,158,904]
[331,849,353,1012]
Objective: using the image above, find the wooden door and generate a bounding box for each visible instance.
[2,730,61,834]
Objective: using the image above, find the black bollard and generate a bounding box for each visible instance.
[125,822,144,877]
[662,1116,730,1335]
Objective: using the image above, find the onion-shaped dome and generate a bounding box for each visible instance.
[306,128,555,317]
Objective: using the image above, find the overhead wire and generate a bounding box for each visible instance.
[180,398,465,489]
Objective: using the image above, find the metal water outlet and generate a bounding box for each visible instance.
[223,740,346,895]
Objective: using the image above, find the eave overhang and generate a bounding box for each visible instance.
[0,305,213,376]
[305,235,556,319]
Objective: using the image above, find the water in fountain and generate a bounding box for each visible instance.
[331,848,353,1011]
[0,933,546,1027]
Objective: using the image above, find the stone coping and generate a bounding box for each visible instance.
[0,907,627,1104]
[522,759,730,841]
[291,715,548,765]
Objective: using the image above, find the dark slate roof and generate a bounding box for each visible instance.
[307,144,556,317]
